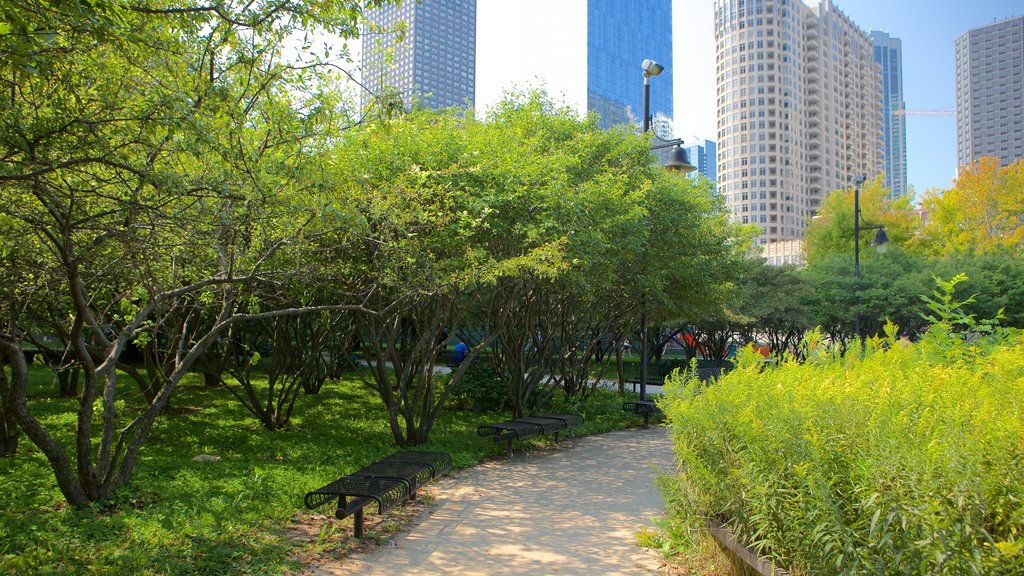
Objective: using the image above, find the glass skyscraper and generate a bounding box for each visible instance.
[871,31,909,201]
[685,139,718,182]
[361,0,476,110]
[587,0,673,131]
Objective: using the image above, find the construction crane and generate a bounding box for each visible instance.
[893,109,954,117]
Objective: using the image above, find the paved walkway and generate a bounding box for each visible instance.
[309,426,677,576]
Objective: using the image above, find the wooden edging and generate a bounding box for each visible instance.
[706,518,792,576]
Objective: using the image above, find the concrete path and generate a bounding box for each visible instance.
[310,426,676,576]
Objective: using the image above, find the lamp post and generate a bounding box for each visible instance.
[639,59,695,401]
[852,175,889,340]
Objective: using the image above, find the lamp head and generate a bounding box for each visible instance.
[642,59,664,78]
[874,227,889,252]
[664,145,697,173]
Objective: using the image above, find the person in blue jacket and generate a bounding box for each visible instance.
[452,341,469,364]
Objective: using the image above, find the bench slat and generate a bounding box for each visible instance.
[477,420,544,439]
[515,416,566,434]
[305,475,409,515]
[533,412,583,428]
[353,461,433,494]
[382,450,452,478]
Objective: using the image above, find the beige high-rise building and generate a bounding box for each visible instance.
[714,0,883,246]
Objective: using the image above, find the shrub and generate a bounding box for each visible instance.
[450,359,510,413]
[662,283,1024,575]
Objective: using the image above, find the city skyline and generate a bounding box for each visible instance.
[473,0,1023,201]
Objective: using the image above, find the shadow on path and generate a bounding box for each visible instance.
[307,426,676,576]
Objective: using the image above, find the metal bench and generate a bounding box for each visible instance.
[304,450,451,538]
[477,413,583,458]
[623,400,661,428]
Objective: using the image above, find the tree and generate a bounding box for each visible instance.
[463,93,649,417]
[802,250,931,343]
[218,313,351,430]
[734,259,813,358]
[914,157,1024,256]
[932,252,1024,329]
[0,0,382,505]
[804,175,918,265]
[331,108,526,445]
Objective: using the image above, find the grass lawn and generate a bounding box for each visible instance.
[0,368,642,575]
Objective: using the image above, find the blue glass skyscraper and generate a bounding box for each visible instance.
[870,30,908,200]
[685,139,717,182]
[587,1,674,131]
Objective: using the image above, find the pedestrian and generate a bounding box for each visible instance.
[453,341,469,364]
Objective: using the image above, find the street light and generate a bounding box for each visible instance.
[638,59,695,402]
[852,175,889,340]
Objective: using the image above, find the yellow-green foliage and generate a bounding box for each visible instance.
[663,327,1024,575]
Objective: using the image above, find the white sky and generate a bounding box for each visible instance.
[475,0,718,144]
[340,1,720,143]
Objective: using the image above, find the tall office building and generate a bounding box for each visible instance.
[870,30,909,200]
[587,0,674,130]
[714,0,883,245]
[955,16,1024,169]
[685,139,718,181]
[361,0,476,110]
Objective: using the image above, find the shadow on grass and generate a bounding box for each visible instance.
[1,369,640,574]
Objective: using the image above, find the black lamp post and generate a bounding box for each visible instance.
[639,59,695,401]
[852,175,889,340]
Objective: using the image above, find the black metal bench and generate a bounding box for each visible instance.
[623,400,661,428]
[304,450,451,538]
[477,413,583,458]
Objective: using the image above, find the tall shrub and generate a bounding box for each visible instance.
[662,283,1024,575]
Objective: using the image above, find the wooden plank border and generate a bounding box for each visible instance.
[706,518,792,576]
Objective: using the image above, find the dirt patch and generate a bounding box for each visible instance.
[283,489,437,573]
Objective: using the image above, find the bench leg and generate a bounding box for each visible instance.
[554,430,560,444]
[354,509,364,538]
[506,438,513,459]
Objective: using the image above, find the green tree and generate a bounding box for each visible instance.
[802,250,931,343]
[932,252,1024,328]
[734,259,813,358]
[0,0,382,505]
[804,175,918,265]
[330,107,551,444]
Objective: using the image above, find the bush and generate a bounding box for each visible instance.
[662,291,1024,574]
[450,359,510,413]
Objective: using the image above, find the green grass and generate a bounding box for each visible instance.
[0,368,638,575]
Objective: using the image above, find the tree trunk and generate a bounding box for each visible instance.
[57,367,80,397]
[1,362,20,457]
[614,342,626,395]
[1,334,90,505]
